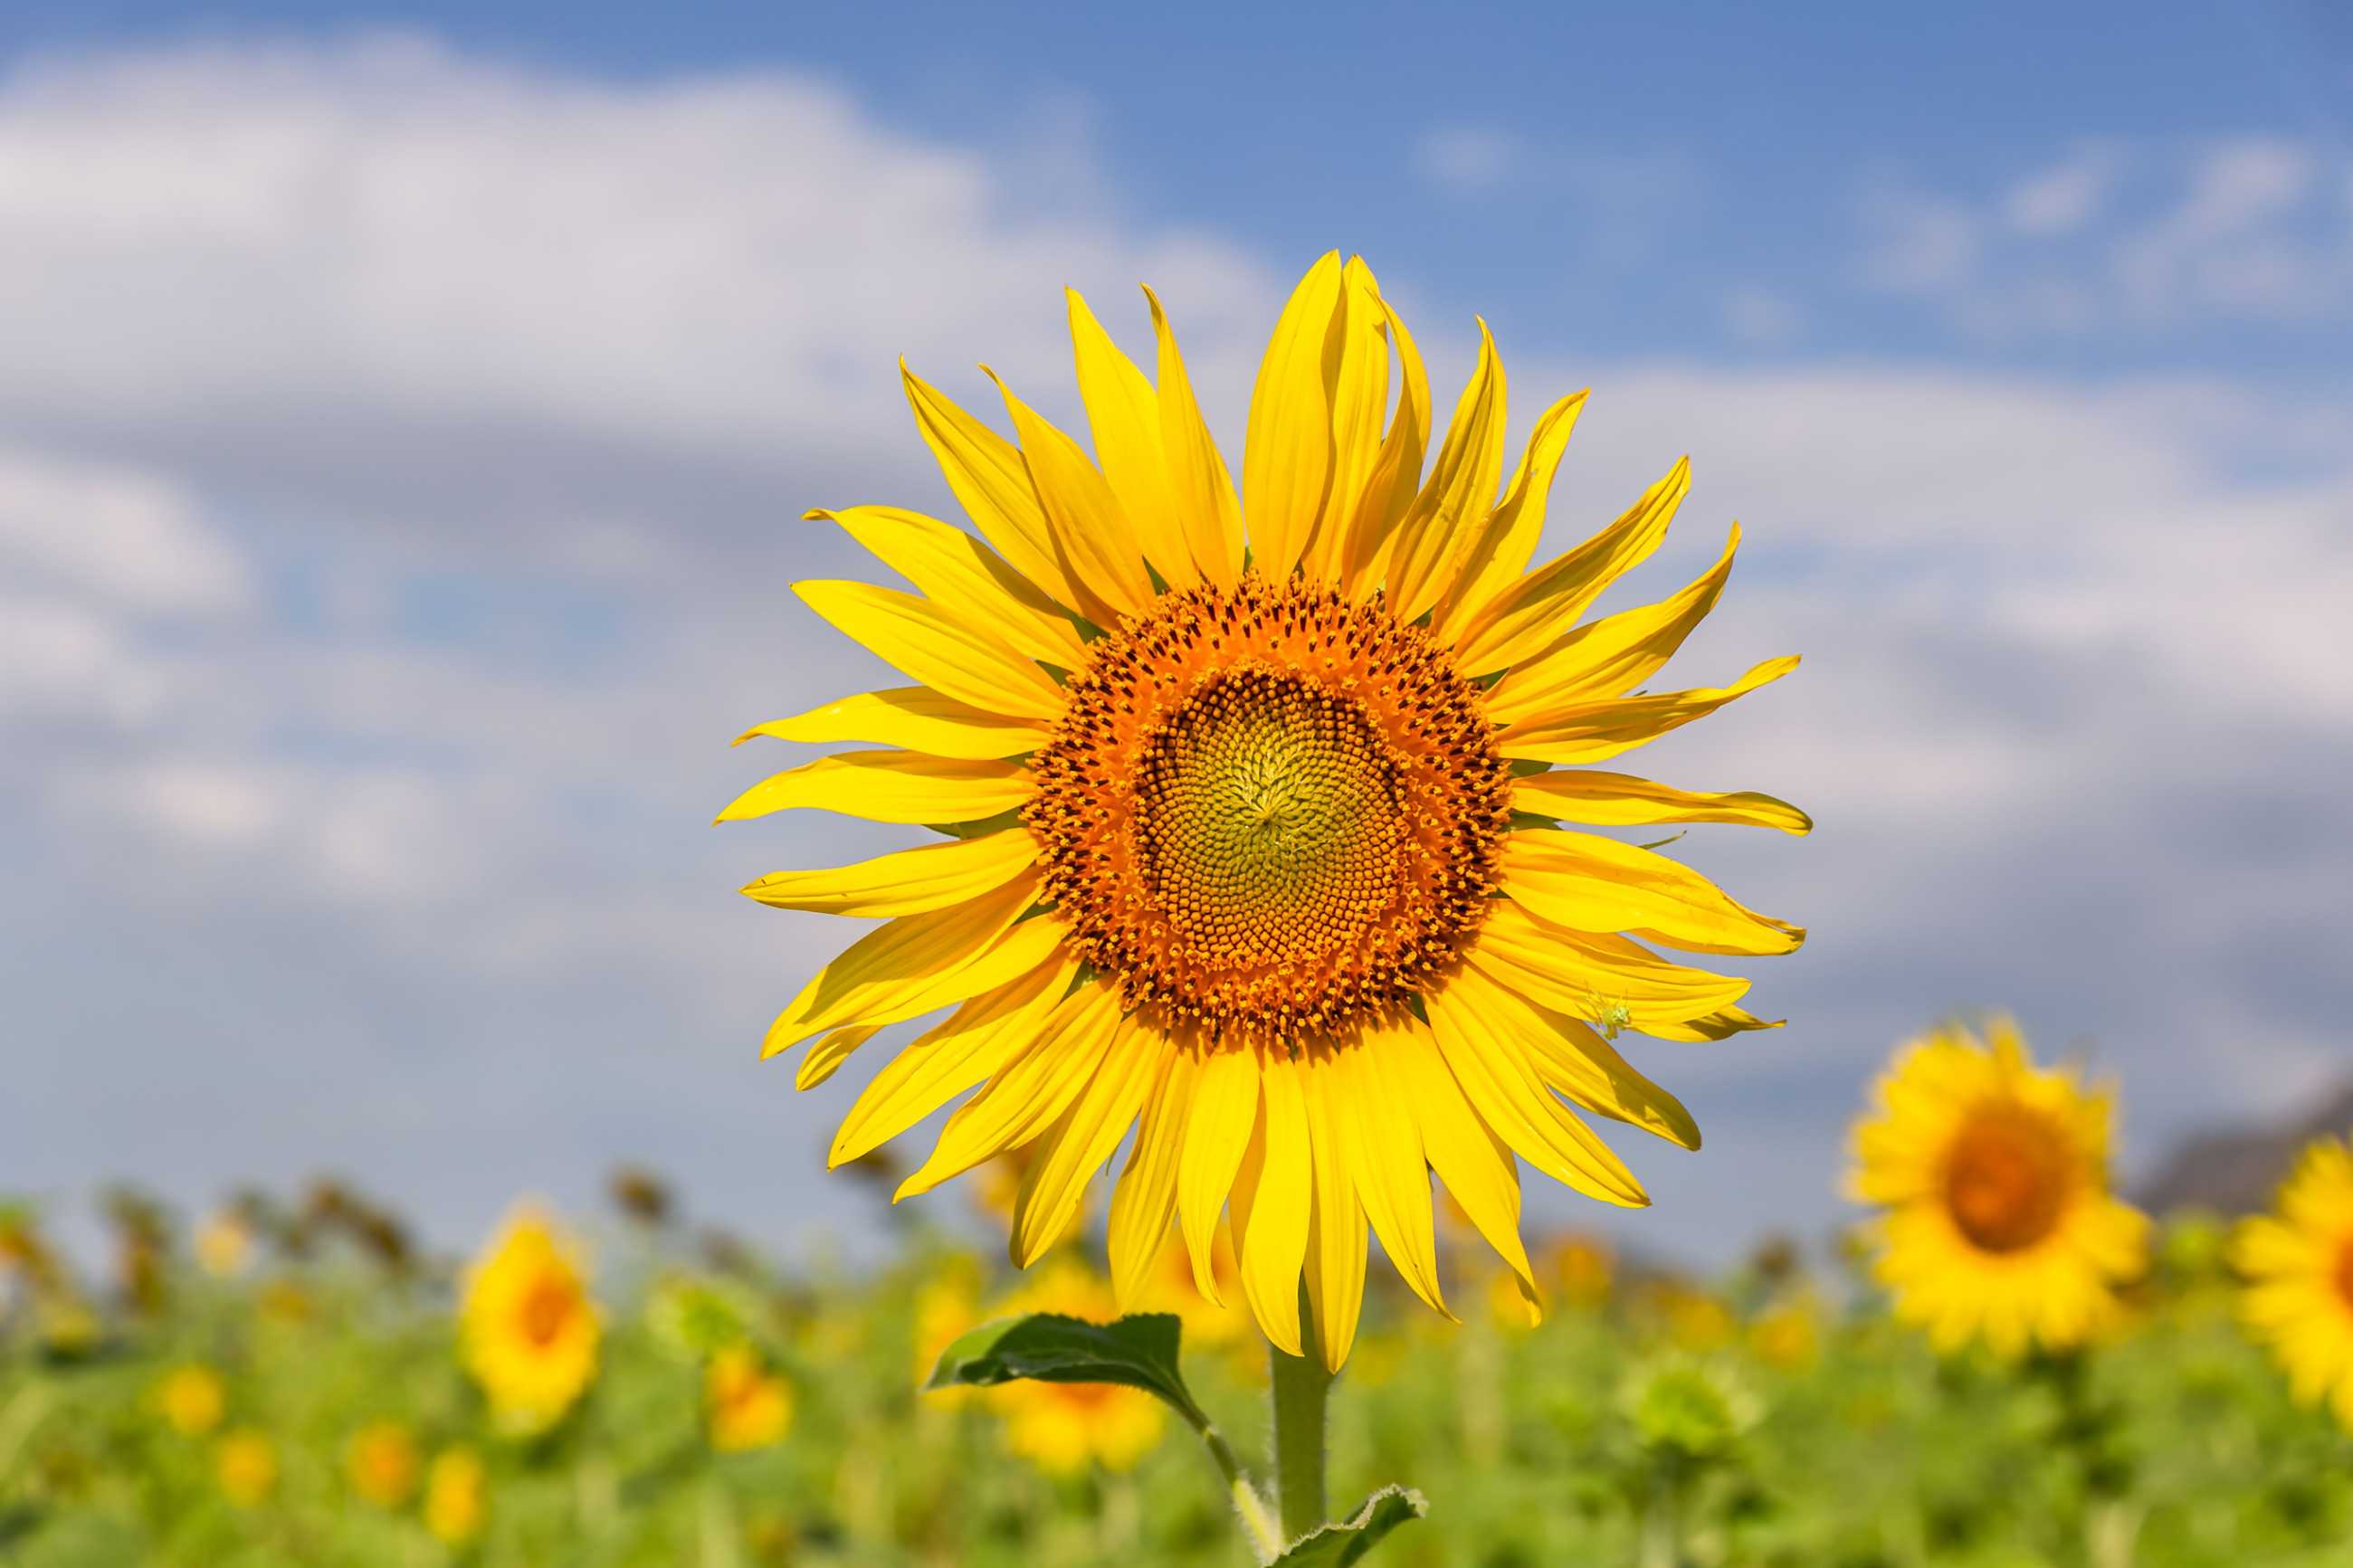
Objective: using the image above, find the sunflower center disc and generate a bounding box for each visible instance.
[1025,575,1512,1041]
[1943,1106,2072,1253]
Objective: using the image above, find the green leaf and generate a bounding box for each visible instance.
[924,1312,1207,1429]
[1272,1487,1427,1565]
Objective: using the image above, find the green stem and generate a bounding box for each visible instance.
[1198,1424,1283,1563]
[1270,1295,1332,1544]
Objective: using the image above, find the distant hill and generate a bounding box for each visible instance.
[2136,1083,2353,1216]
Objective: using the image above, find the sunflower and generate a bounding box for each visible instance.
[705,1343,795,1453]
[459,1204,601,1434]
[214,1430,277,1507]
[727,252,1805,1371]
[2232,1135,2353,1429]
[423,1447,489,1545]
[156,1364,225,1436]
[345,1421,420,1508]
[1848,1020,2148,1359]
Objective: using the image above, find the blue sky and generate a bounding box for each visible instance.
[2,3,2349,1275]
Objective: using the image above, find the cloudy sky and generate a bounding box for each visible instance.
[5,1,2349,1269]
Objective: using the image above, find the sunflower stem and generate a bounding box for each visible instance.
[1269,1292,1332,1544]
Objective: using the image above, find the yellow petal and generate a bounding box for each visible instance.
[828,955,1076,1166]
[1012,1018,1159,1267]
[1469,900,1752,1036]
[760,879,1048,1059]
[739,829,1036,917]
[987,370,1156,623]
[1338,286,1432,602]
[733,687,1048,761]
[1384,318,1507,623]
[1436,390,1589,641]
[1300,1051,1368,1373]
[1644,1005,1782,1043]
[1108,1045,1194,1309]
[1488,524,1740,723]
[901,363,1086,614]
[1496,655,1801,765]
[1177,1045,1259,1307]
[716,750,1033,826]
[1454,959,1700,1150]
[1385,1015,1541,1314]
[1300,257,1392,585]
[895,980,1124,1199]
[1235,1050,1310,1357]
[811,506,1085,668]
[1067,288,1198,591]
[1333,1022,1448,1317]
[1143,284,1245,589]
[1512,769,1811,836]
[1500,827,1803,956]
[1453,457,1688,677]
[1243,252,1345,582]
[797,1023,880,1092]
[1424,980,1648,1207]
[795,580,1065,722]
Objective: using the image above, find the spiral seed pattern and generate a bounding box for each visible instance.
[1024,574,1512,1041]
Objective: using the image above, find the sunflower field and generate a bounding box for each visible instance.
[5,1125,2353,1568]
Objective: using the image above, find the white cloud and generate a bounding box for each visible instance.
[0,449,245,613]
[1414,125,1519,191]
[0,35,2347,1265]
[1863,134,2352,333]
[2001,141,2122,236]
[1720,283,1803,347]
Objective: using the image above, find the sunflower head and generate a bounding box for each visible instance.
[2233,1135,2353,1429]
[1849,1019,2148,1360]
[459,1203,601,1435]
[705,1343,795,1453]
[424,1447,489,1545]
[214,1430,277,1507]
[156,1364,226,1436]
[729,252,1805,1370]
[345,1421,420,1509]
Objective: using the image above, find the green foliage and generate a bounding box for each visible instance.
[1272,1486,1425,1565]
[926,1311,1208,1430]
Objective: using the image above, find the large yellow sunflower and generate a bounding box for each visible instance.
[2232,1135,2353,1429]
[728,252,1805,1371]
[1848,1020,2148,1359]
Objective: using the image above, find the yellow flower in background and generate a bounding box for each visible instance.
[214,1430,276,1506]
[1849,1019,2148,1359]
[706,1344,795,1453]
[424,1447,489,1545]
[910,1256,985,1398]
[1544,1231,1615,1311]
[157,1364,225,1436]
[986,1257,1167,1475]
[727,252,1805,1371]
[460,1204,600,1435]
[1748,1295,1824,1372]
[346,1421,420,1508]
[195,1212,254,1279]
[2233,1136,2353,1430]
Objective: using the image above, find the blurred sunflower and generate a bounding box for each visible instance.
[2232,1135,2353,1429]
[156,1364,225,1436]
[423,1447,489,1546]
[984,1257,1166,1475]
[460,1204,601,1435]
[706,1343,795,1452]
[726,252,1805,1371]
[345,1421,420,1508]
[1849,1020,2148,1359]
[214,1430,277,1507]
